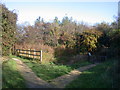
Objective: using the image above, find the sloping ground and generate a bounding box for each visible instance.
[50,64,97,88]
[65,58,119,88]
[14,56,91,81]
[12,58,97,88]
[2,58,26,88]
[12,58,52,88]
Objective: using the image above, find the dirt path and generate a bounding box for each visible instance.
[50,64,98,88]
[12,58,52,88]
[12,58,98,88]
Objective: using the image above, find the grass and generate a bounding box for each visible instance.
[53,56,72,64]
[2,57,26,88]
[12,55,91,81]
[65,58,118,88]
[68,61,91,69]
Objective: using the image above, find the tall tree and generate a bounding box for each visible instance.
[1,4,17,55]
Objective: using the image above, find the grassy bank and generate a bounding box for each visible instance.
[2,58,26,88]
[12,55,91,81]
[65,58,119,88]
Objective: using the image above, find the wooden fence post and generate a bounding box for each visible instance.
[34,49,36,59]
[19,49,20,56]
[17,49,19,56]
[24,50,26,57]
[27,50,29,57]
[29,49,30,58]
[40,50,42,63]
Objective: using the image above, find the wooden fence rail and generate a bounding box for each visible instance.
[15,49,42,62]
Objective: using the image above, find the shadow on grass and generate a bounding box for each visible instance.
[12,55,93,82]
[65,59,118,88]
[53,56,72,65]
[16,55,41,64]
[53,47,77,65]
[16,55,34,60]
[2,60,26,88]
[53,51,92,70]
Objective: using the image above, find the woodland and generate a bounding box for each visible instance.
[1,3,120,88]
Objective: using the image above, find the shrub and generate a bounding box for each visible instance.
[54,45,76,57]
[1,4,17,56]
[15,43,54,54]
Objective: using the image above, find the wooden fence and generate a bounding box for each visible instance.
[15,49,42,62]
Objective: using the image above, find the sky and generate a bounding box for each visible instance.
[2,0,118,25]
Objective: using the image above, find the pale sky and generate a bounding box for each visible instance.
[2,1,118,25]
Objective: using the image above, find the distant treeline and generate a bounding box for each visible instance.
[16,15,120,57]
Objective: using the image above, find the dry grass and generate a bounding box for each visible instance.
[1,56,9,63]
[15,43,54,54]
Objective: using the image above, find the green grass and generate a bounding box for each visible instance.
[68,61,91,69]
[12,55,91,81]
[2,58,26,88]
[65,58,118,88]
[15,57,72,81]
[53,56,71,64]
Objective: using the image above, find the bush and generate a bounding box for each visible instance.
[54,45,76,57]
[75,29,103,53]
[15,43,54,54]
[1,4,17,56]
